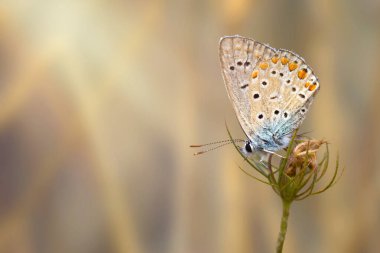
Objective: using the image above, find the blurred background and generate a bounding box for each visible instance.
[0,0,380,252]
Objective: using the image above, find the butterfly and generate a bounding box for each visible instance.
[219,35,320,155]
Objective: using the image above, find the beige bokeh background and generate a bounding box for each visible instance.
[0,0,379,252]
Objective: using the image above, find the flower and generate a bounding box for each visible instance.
[226,126,342,202]
[226,125,344,253]
[285,139,325,177]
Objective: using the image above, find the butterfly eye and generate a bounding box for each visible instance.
[245,143,253,153]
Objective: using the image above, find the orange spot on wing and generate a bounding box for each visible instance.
[298,69,308,79]
[251,70,258,78]
[305,82,311,88]
[288,62,298,71]
[271,57,279,64]
[281,57,289,65]
[259,62,269,70]
[308,83,317,91]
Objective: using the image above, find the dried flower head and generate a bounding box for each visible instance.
[285,139,325,177]
[226,126,343,202]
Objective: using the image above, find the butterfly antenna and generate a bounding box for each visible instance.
[192,142,233,155]
[190,139,244,148]
[190,139,245,155]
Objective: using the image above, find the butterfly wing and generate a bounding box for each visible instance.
[269,49,320,137]
[219,35,320,151]
[219,35,277,138]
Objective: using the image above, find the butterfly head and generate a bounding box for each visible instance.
[243,140,254,154]
[245,132,292,153]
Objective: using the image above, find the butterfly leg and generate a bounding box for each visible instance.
[263,149,285,159]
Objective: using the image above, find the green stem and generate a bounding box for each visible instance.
[276,200,292,253]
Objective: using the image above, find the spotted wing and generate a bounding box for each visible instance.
[219,35,320,145]
[268,49,320,137]
[219,35,277,138]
